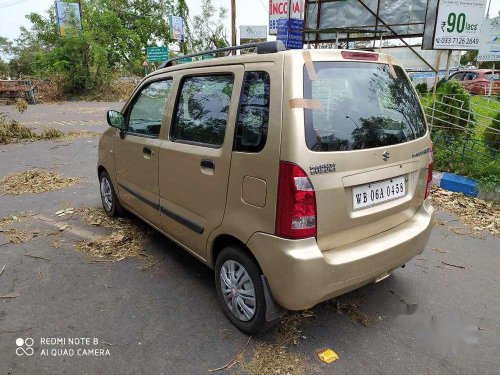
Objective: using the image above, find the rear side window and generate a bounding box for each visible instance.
[449,72,464,81]
[234,71,270,152]
[303,62,427,152]
[171,75,234,147]
[128,79,172,137]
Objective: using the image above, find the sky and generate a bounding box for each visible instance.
[0,0,499,48]
[0,0,270,42]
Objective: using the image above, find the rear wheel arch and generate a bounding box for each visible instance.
[211,234,262,273]
[97,165,107,178]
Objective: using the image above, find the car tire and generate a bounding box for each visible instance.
[215,246,272,334]
[99,171,123,217]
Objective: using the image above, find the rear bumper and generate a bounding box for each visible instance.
[247,200,434,310]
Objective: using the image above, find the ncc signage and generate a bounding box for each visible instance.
[269,0,303,35]
[432,0,487,50]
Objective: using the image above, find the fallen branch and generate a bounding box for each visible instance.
[208,336,252,372]
[24,254,51,261]
[0,265,5,277]
[441,261,465,269]
[0,293,19,299]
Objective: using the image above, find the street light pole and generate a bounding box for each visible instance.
[231,0,237,54]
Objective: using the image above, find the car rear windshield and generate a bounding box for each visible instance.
[303,62,427,152]
[484,71,499,81]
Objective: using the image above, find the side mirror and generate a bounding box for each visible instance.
[107,110,125,130]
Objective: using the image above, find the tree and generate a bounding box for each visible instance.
[5,0,188,94]
[189,0,229,53]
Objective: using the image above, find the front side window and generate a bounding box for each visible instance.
[234,71,270,152]
[463,72,477,81]
[171,75,234,147]
[127,79,172,137]
[303,62,427,152]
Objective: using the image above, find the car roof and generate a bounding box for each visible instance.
[147,49,401,79]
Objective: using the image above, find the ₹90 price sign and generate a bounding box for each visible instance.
[433,0,487,50]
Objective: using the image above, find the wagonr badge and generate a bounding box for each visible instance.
[310,163,336,175]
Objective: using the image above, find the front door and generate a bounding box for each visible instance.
[115,78,173,227]
[159,66,244,259]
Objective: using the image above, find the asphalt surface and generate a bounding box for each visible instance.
[0,102,499,375]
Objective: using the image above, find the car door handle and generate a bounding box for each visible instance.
[143,147,154,158]
[200,159,215,170]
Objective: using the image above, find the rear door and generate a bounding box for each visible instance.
[158,65,244,259]
[282,53,432,251]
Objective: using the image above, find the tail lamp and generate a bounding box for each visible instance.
[275,161,317,239]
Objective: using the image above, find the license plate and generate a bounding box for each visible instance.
[352,176,406,210]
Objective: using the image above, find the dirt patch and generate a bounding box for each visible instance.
[75,208,151,262]
[1,169,78,195]
[431,187,499,237]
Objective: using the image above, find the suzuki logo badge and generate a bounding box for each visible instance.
[382,151,390,161]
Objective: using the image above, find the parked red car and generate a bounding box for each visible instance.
[448,69,499,95]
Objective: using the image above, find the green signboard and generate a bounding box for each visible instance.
[146,47,168,62]
[177,54,193,64]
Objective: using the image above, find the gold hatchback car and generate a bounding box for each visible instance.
[98,42,434,333]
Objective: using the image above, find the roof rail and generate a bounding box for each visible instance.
[157,41,286,69]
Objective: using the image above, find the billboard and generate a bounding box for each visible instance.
[305,0,428,42]
[431,0,487,50]
[478,17,500,62]
[54,1,82,36]
[169,16,185,42]
[381,46,460,71]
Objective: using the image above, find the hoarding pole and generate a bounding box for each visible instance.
[445,50,452,79]
[488,62,495,98]
[231,0,236,54]
[432,50,443,98]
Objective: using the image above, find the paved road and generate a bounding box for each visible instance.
[0,102,499,374]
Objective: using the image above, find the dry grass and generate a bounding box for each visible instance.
[64,130,101,140]
[0,212,29,227]
[75,208,151,261]
[0,228,38,244]
[15,99,28,114]
[243,343,307,375]
[277,310,316,346]
[431,187,500,237]
[0,113,66,144]
[1,169,78,195]
[237,311,316,375]
[1,113,101,144]
[0,114,38,143]
[332,299,373,327]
